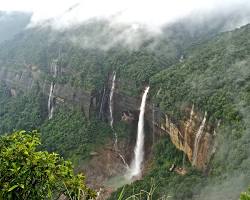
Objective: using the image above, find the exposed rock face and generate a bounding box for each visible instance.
[0,67,35,92]
[153,106,216,170]
[0,66,216,170]
[112,77,215,171]
[79,146,126,189]
[50,83,92,118]
[0,66,93,117]
[75,140,128,200]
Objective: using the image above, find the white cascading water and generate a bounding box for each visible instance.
[109,72,117,141]
[129,86,150,178]
[118,154,130,169]
[109,72,129,169]
[48,62,57,119]
[48,83,54,119]
[192,111,207,166]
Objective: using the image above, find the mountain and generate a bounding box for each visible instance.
[0,8,250,200]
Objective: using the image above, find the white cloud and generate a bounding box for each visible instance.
[1,0,249,28]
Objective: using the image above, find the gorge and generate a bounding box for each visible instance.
[0,8,250,200]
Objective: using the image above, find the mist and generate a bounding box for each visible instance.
[1,0,250,51]
[1,0,250,31]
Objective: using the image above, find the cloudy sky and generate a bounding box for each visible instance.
[1,0,249,27]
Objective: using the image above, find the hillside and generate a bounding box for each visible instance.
[0,10,250,200]
[110,23,250,200]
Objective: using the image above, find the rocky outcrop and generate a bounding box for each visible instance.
[107,75,216,170]
[0,67,36,92]
[49,83,92,118]
[153,106,216,170]
[0,66,94,118]
[0,66,216,170]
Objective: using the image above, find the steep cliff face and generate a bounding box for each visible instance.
[109,75,216,170]
[0,66,94,118]
[153,106,216,170]
[0,67,36,92]
[0,66,216,170]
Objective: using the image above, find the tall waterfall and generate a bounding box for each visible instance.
[192,111,207,166]
[48,83,54,119]
[109,72,116,129]
[48,62,57,119]
[109,72,129,169]
[129,86,150,178]
[109,72,118,149]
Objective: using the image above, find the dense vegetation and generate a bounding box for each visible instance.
[0,130,95,199]
[0,82,113,164]
[110,24,250,199]
[241,188,250,200]
[0,82,47,134]
[0,12,250,200]
[40,106,112,163]
[109,137,203,200]
[150,24,250,175]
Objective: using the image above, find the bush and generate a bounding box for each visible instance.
[0,130,96,200]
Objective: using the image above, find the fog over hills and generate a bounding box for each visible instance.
[0,11,31,43]
[0,1,250,200]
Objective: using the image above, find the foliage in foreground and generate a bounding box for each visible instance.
[0,130,96,200]
[0,83,47,134]
[240,188,250,200]
[117,179,171,200]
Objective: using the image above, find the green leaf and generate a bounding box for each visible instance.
[8,185,19,192]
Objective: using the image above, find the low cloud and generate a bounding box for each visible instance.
[1,0,250,31]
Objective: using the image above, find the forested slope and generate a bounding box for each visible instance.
[0,12,250,199]
[110,23,250,200]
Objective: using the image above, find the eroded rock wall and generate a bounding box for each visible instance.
[0,66,216,170]
[153,106,216,170]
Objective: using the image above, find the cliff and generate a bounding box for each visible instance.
[153,106,216,170]
[111,75,216,170]
[0,66,93,118]
[0,66,216,170]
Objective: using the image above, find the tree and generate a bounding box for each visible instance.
[240,188,250,200]
[0,130,96,200]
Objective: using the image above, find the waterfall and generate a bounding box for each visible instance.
[109,72,116,128]
[48,83,54,119]
[108,72,129,169]
[192,111,207,166]
[129,86,150,178]
[109,72,117,143]
[118,153,130,169]
[48,61,57,119]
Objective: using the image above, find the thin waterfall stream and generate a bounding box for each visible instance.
[48,61,57,119]
[192,111,207,166]
[109,72,129,169]
[109,72,118,145]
